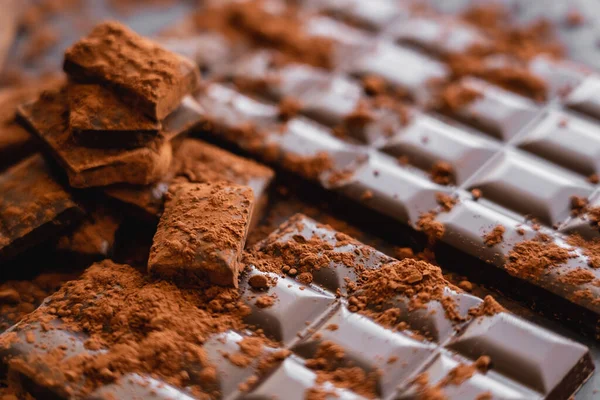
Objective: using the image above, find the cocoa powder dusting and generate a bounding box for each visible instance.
[437,81,482,112]
[193,0,333,69]
[430,161,455,186]
[0,272,79,331]
[304,340,379,399]
[148,181,254,287]
[7,260,280,398]
[505,236,574,281]
[483,225,505,247]
[410,355,493,399]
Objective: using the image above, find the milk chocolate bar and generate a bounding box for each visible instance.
[104,138,274,223]
[0,154,83,263]
[0,215,592,399]
[67,84,161,148]
[183,0,600,335]
[17,88,202,188]
[148,182,254,287]
[64,21,201,121]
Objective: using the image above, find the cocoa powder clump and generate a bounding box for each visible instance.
[483,225,505,247]
[505,237,574,281]
[430,161,455,186]
[14,260,258,397]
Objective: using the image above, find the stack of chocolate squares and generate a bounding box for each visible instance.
[0,19,596,400]
[1,21,275,269]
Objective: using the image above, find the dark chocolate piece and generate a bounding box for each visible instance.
[17,88,202,188]
[0,78,63,171]
[0,215,592,399]
[0,154,83,262]
[64,21,201,121]
[104,138,274,224]
[55,206,122,261]
[148,181,254,287]
[68,84,161,148]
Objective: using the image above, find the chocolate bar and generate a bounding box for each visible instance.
[67,84,161,148]
[103,138,274,224]
[0,154,83,263]
[182,0,600,334]
[0,215,592,399]
[149,182,254,287]
[17,88,202,188]
[64,21,201,121]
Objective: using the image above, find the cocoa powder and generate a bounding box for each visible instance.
[505,236,574,281]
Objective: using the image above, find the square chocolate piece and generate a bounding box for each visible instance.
[0,154,83,262]
[64,21,201,121]
[68,84,161,148]
[104,138,274,223]
[148,181,254,287]
[18,88,201,188]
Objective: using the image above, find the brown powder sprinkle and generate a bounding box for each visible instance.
[410,355,493,399]
[437,81,482,112]
[505,237,574,281]
[6,261,260,398]
[255,294,276,308]
[304,341,379,399]
[248,274,270,290]
[430,161,455,186]
[483,225,505,247]
[278,96,302,121]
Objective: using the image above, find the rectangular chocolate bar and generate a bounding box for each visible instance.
[185,0,600,335]
[64,21,201,121]
[67,83,161,148]
[103,138,274,224]
[17,88,202,188]
[148,181,254,286]
[0,215,592,399]
[0,154,83,263]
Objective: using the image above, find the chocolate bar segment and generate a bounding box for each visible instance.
[104,138,274,223]
[0,154,83,262]
[148,181,254,287]
[243,214,593,399]
[180,0,600,332]
[0,215,593,399]
[18,88,201,188]
[68,84,161,148]
[64,21,201,121]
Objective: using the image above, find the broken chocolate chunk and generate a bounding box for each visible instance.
[68,83,161,148]
[148,181,254,287]
[104,138,274,223]
[17,88,199,188]
[64,21,201,120]
[0,154,83,262]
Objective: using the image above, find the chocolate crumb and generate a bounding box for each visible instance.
[471,188,482,200]
[248,274,270,290]
[430,161,454,186]
[483,225,505,247]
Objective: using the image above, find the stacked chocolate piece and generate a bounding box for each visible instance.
[0,10,596,400]
[0,21,275,269]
